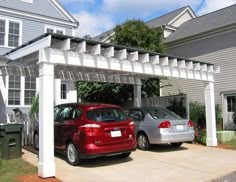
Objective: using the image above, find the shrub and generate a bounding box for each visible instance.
[190,102,222,129]
[167,97,186,118]
[233,105,236,124]
[30,95,38,114]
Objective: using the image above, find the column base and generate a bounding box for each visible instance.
[206,138,218,147]
[38,161,55,178]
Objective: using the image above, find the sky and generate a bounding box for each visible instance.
[59,0,236,38]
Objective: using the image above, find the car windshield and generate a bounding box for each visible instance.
[86,108,128,122]
[146,108,182,119]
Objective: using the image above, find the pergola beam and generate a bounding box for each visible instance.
[45,48,217,81]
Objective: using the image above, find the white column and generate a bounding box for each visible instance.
[54,79,61,105]
[204,82,218,146]
[38,59,55,177]
[133,83,142,107]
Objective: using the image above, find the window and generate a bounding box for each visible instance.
[128,109,144,121]
[46,28,54,33]
[61,83,67,99]
[8,76,21,105]
[58,106,73,121]
[86,108,127,122]
[8,21,20,47]
[45,26,65,35]
[24,77,36,105]
[227,96,236,112]
[0,20,5,46]
[56,30,64,35]
[0,18,21,48]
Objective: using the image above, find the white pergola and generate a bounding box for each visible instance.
[4,33,220,178]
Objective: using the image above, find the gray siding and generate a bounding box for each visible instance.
[0,12,74,55]
[163,30,236,105]
[0,0,67,21]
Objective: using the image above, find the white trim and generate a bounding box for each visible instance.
[168,7,196,26]
[0,7,77,28]
[6,35,51,60]
[21,76,25,106]
[20,0,33,3]
[0,16,23,48]
[45,25,65,34]
[49,0,77,23]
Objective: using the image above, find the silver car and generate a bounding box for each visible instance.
[127,107,195,150]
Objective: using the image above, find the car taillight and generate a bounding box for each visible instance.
[79,124,101,132]
[129,121,135,131]
[188,120,193,127]
[158,121,171,128]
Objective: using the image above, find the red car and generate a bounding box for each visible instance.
[34,103,136,165]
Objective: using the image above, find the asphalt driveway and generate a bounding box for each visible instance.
[22,143,236,182]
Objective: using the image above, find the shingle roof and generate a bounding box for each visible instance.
[166,4,236,42]
[93,29,115,42]
[146,6,189,28]
[93,6,190,41]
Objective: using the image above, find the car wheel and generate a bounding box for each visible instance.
[34,133,39,150]
[137,133,150,150]
[119,152,131,158]
[66,142,82,166]
[170,142,183,147]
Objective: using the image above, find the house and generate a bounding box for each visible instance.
[93,6,196,42]
[0,0,79,121]
[162,4,236,130]
[94,4,236,130]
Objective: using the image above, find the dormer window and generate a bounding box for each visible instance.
[45,26,65,35]
[20,0,33,3]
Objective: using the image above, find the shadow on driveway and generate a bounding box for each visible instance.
[148,144,188,153]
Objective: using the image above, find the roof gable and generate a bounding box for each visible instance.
[146,6,195,29]
[166,4,236,42]
[0,0,78,24]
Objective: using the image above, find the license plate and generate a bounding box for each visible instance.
[111,130,121,137]
[176,125,184,131]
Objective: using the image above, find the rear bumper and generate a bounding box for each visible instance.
[80,140,137,159]
[149,130,195,144]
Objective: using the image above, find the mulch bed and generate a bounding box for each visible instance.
[16,174,62,182]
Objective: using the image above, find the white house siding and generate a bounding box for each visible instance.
[163,30,236,106]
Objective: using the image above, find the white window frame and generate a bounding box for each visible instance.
[61,83,68,100]
[7,75,21,107]
[24,77,36,106]
[45,25,65,35]
[0,17,22,48]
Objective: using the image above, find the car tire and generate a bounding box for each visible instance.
[66,142,82,166]
[34,133,39,150]
[119,152,131,158]
[170,142,183,147]
[137,133,150,150]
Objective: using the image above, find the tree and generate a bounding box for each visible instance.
[112,19,164,53]
[77,19,164,105]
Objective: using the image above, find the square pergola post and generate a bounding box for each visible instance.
[38,49,55,178]
[204,81,218,146]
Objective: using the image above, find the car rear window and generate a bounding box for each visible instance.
[146,108,182,119]
[86,108,127,122]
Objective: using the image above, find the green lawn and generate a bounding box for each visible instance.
[0,158,37,182]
